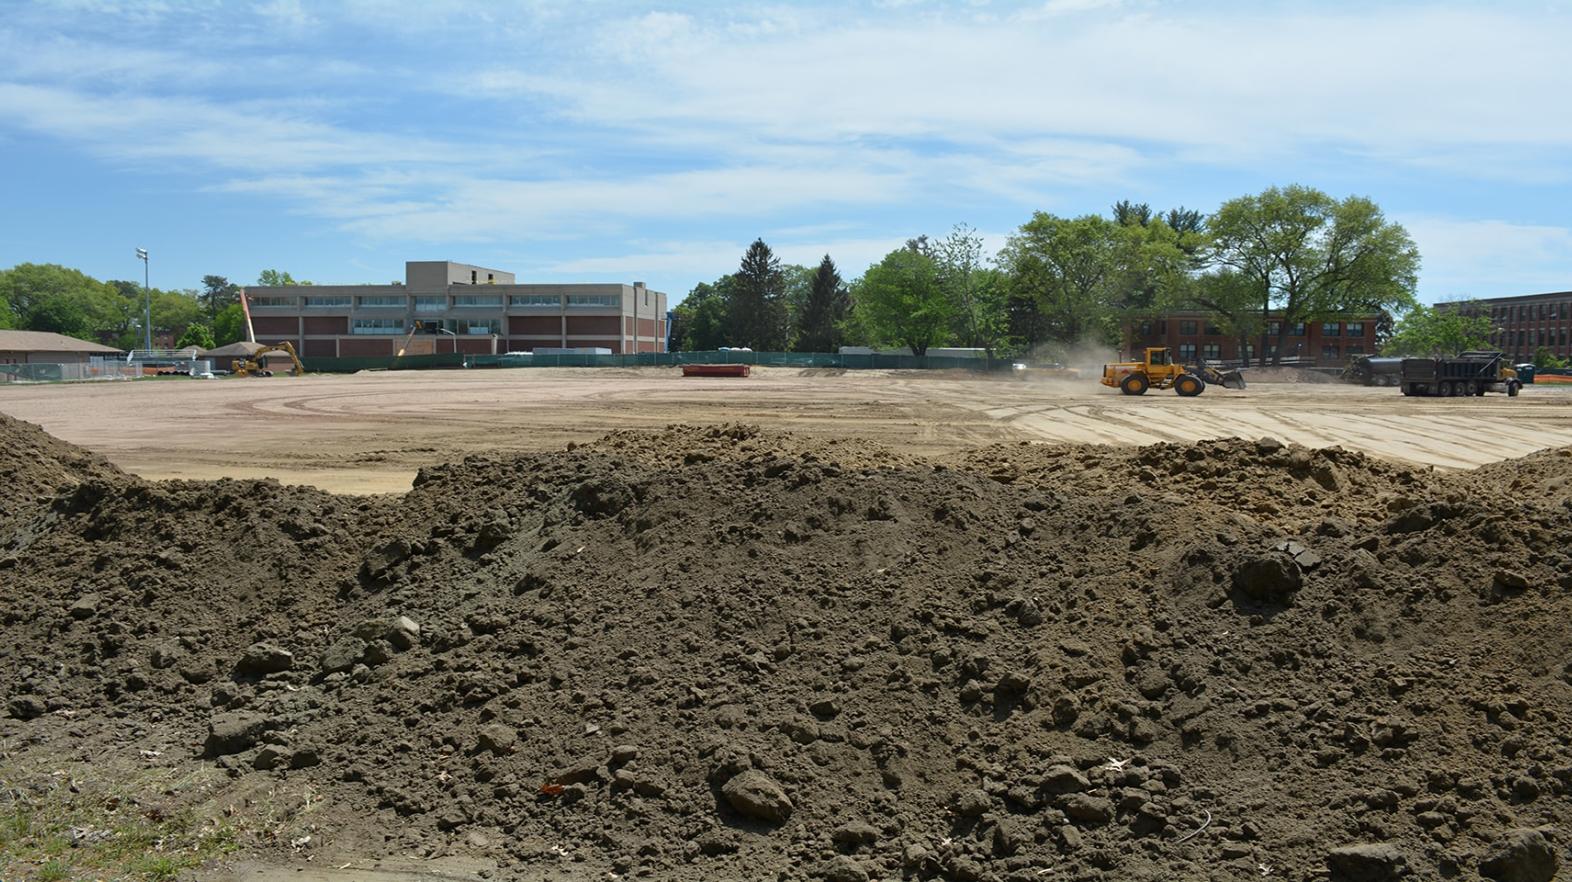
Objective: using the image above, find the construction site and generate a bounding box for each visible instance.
[2,365,1572,882]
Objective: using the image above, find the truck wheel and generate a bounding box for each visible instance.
[1508,381,1520,397]
[1120,373,1150,396]
[1175,374,1204,397]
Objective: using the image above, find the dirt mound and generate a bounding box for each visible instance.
[0,411,121,531]
[3,417,1572,882]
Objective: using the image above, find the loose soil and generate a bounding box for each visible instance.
[2,411,1570,882]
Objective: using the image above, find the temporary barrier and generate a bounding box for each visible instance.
[0,362,143,383]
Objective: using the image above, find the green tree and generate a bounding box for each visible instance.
[1169,270,1266,360]
[0,263,119,341]
[256,269,312,286]
[201,275,241,320]
[932,223,1008,355]
[1381,303,1493,356]
[154,290,203,343]
[212,303,247,347]
[176,322,216,350]
[1208,185,1420,365]
[1001,213,1168,346]
[0,295,13,329]
[1532,347,1568,370]
[727,239,789,349]
[851,246,952,356]
[794,255,849,352]
[670,279,732,351]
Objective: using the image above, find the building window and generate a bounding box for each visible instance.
[1241,344,1255,361]
[1202,343,1222,360]
[352,318,405,336]
[414,296,445,313]
[509,295,561,308]
[567,294,620,308]
[304,296,351,309]
[452,294,502,308]
[1179,320,1198,336]
[1346,345,1364,355]
[1267,321,1281,337]
[1204,322,1221,336]
[1321,344,1340,360]
[248,295,295,308]
[1138,321,1153,336]
[1322,322,1342,336]
[357,295,406,308]
[1345,322,1365,337]
[1178,343,1197,361]
[1290,322,1306,336]
[449,318,500,335]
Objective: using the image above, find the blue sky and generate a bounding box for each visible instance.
[2,0,1570,304]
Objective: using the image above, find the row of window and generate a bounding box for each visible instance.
[1487,302,1569,323]
[1496,329,1571,347]
[1141,320,1367,338]
[261,294,625,310]
[350,318,504,335]
[1172,343,1367,361]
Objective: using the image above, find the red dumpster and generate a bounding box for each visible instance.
[681,364,750,377]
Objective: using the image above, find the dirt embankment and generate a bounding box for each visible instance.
[2,414,1570,882]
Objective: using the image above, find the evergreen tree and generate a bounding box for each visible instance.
[794,255,848,352]
[727,239,788,349]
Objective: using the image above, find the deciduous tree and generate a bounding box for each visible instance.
[851,246,952,356]
[1381,303,1493,356]
[1208,185,1419,365]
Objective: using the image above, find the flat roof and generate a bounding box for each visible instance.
[0,329,122,353]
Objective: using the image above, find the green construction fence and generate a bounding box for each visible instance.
[300,350,1017,373]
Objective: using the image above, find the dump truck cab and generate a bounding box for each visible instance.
[1102,347,1206,396]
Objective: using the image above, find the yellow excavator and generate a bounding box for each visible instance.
[233,341,306,377]
[1102,347,1246,396]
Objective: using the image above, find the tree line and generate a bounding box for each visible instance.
[0,266,309,351]
[674,184,1425,366]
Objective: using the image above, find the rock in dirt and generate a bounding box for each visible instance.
[1060,794,1114,825]
[721,769,793,824]
[1232,552,1303,606]
[204,711,273,757]
[570,477,634,517]
[68,593,100,620]
[233,642,294,677]
[818,855,868,882]
[1479,828,1559,882]
[1327,843,1408,881]
[318,636,366,675]
[1042,764,1090,795]
[476,723,518,756]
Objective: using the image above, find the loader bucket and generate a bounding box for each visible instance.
[1220,370,1247,390]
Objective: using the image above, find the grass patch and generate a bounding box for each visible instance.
[0,763,240,882]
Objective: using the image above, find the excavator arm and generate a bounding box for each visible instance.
[234,341,306,377]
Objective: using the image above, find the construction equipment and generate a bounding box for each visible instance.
[1344,355,1404,386]
[1399,350,1520,397]
[233,342,306,378]
[1102,347,1246,396]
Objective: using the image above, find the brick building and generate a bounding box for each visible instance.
[1442,292,1571,363]
[244,261,668,358]
[1123,311,1382,366]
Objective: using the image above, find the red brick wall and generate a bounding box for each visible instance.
[339,338,392,357]
[637,317,657,337]
[509,316,560,335]
[456,338,492,354]
[303,316,348,335]
[301,339,337,358]
[567,315,621,336]
[253,316,298,335]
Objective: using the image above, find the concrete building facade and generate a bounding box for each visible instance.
[245,261,668,358]
[1443,292,1571,363]
[1123,311,1383,366]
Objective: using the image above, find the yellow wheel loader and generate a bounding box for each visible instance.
[1101,347,1245,396]
[234,341,306,377]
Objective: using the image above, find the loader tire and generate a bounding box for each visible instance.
[1120,373,1150,396]
[1508,381,1520,397]
[1175,374,1204,397]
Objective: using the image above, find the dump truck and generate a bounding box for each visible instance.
[1399,350,1520,397]
[1102,347,1246,396]
[1344,355,1404,387]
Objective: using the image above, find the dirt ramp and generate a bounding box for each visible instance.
[3,424,1572,882]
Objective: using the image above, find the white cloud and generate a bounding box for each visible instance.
[1401,216,1572,302]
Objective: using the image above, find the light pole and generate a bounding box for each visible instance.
[135,248,150,351]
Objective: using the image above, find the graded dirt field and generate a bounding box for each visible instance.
[1,368,1570,492]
